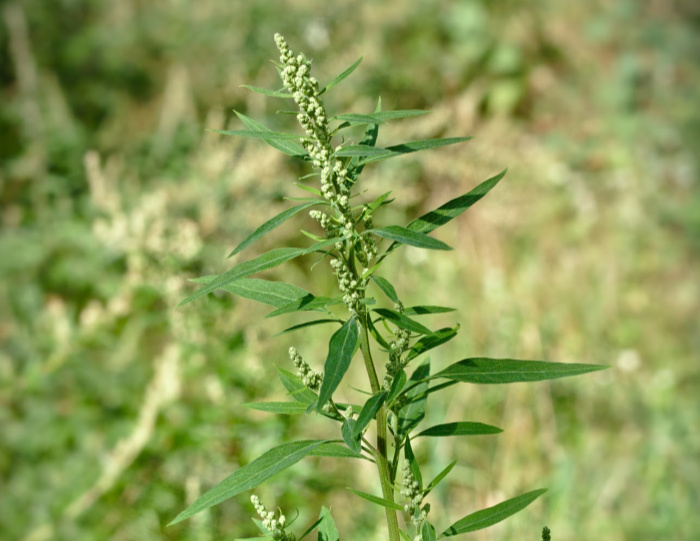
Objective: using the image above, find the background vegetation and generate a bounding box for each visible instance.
[1,1,698,540]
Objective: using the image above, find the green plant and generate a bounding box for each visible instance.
[170,34,606,541]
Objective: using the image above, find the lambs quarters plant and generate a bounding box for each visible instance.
[171,34,606,541]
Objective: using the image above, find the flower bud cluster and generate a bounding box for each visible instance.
[289,347,322,391]
[383,302,411,390]
[356,211,378,266]
[330,258,367,313]
[401,460,430,533]
[250,495,296,541]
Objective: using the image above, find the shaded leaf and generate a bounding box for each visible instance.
[424,460,458,496]
[273,318,343,337]
[403,436,422,488]
[228,201,320,257]
[403,305,456,316]
[321,56,363,94]
[387,370,407,408]
[353,391,388,439]
[347,98,381,184]
[439,489,547,537]
[415,422,503,438]
[371,226,452,251]
[356,137,473,166]
[405,325,460,363]
[308,442,368,460]
[371,275,399,303]
[341,418,362,454]
[191,277,309,308]
[408,169,507,235]
[399,360,431,435]
[432,358,608,384]
[266,294,344,318]
[235,110,308,158]
[317,506,340,541]
[422,521,437,541]
[347,487,404,511]
[169,441,327,525]
[374,308,432,336]
[316,318,360,411]
[241,402,308,414]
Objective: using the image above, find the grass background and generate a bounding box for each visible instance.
[1,1,698,540]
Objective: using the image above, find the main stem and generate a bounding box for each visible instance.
[358,311,401,541]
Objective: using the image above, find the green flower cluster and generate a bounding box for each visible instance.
[250,495,295,541]
[400,459,430,538]
[289,346,322,391]
[383,302,411,390]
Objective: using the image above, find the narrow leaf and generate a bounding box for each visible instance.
[353,391,388,439]
[241,402,308,414]
[273,318,343,337]
[240,84,293,98]
[409,169,507,235]
[403,436,422,487]
[371,226,452,251]
[371,275,399,303]
[432,358,609,384]
[316,318,360,411]
[424,460,458,496]
[405,325,460,363]
[440,489,547,537]
[374,308,432,336]
[266,295,343,318]
[321,56,362,94]
[228,201,320,258]
[399,360,431,435]
[334,145,394,158]
[415,422,503,438]
[338,110,430,124]
[277,367,318,405]
[356,137,473,166]
[347,98,381,184]
[422,521,437,541]
[169,441,327,525]
[403,305,456,316]
[317,506,340,541]
[209,129,302,141]
[363,191,393,215]
[333,113,386,125]
[341,418,362,454]
[387,370,407,408]
[347,488,404,511]
[308,443,368,460]
[191,277,310,308]
[235,110,308,159]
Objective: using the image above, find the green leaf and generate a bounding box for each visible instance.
[240,84,293,98]
[317,506,340,541]
[405,326,459,363]
[347,98,381,185]
[294,182,323,196]
[334,145,394,158]
[432,358,609,384]
[209,129,302,141]
[403,436,422,487]
[298,516,325,541]
[423,460,457,496]
[439,489,547,537]
[169,440,327,525]
[265,294,343,318]
[374,308,433,336]
[234,110,308,159]
[341,418,362,454]
[367,315,392,350]
[399,530,413,541]
[422,521,437,541]
[228,201,320,257]
[408,169,507,235]
[334,113,387,125]
[191,277,310,308]
[371,226,452,251]
[277,367,318,405]
[353,391,388,439]
[321,56,362,94]
[339,110,430,125]
[316,317,360,411]
[356,137,473,166]
[415,422,503,438]
[387,370,407,408]
[347,487,404,511]
[399,360,431,435]
[363,191,393,215]
[273,318,343,337]
[241,401,308,414]
[403,305,456,316]
[180,238,343,307]
[371,275,399,303]
[308,442,368,460]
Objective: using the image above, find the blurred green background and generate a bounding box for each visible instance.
[1,1,698,540]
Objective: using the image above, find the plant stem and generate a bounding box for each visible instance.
[358,311,401,541]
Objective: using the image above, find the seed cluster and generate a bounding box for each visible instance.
[401,460,430,537]
[383,302,411,390]
[330,257,368,313]
[289,347,322,391]
[250,495,295,541]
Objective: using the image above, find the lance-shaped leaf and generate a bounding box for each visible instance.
[336,110,430,126]
[180,238,343,307]
[364,191,394,215]
[353,391,388,439]
[308,442,368,460]
[341,418,362,454]
[240,84,293,98]
[348,98,381,184]
[334,145,394,159]
[403,305,456,316]
[422,522,437,541]
[371,275,399,303]
[191,277,310,308]
[405,325,460,363]
[387,370,407,408]
[265,294,343,318]
[399,360,431,435]
[371,226,452,251]
[408,169,507,235]
[234,110,308,159]
[334,113,387,126]
[228,201,321,258]
[403,436,422,487]
[347,488,404,511]
[414,422,503,438]
[277,367,318,405]
[169,440,328,525]
[356,137,473,166]
[432,358,608,384]
[439,489,547,537]
[272,318,343,337]
[210,129,302,141]
[316,506,340,541]
[374,308,433,336]
[241,401,308,415]
[316,317,360,411]
[321,56,362,94]
[423,460,457,497]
